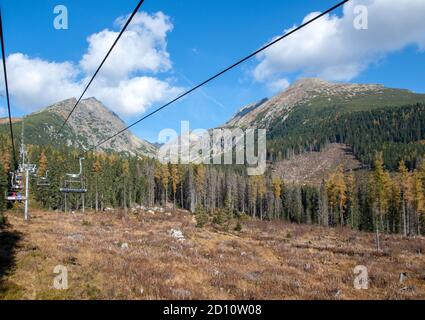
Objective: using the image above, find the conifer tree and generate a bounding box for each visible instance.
[92,157,102,212]
[0,163,7,215]
[171,164,180,210]
[122,160,130,216]
[161,164,170,205]
[38,151,48,176]
[272,176,283,219]
[398,160,413,236]
[412,170,424,235]
[372,153,391,250]
[346,170,358,229]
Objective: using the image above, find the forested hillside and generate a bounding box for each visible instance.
[268,103,425,170]
[1,81,425,240]
[1,132,424,239]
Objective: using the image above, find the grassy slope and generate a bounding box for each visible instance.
[0,111,78,148]
[1,209,424,300]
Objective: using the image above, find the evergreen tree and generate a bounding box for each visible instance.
[0,163,8,215]
[372,153,391,250]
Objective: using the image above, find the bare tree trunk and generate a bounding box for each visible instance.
[180,181,184,210]
[375,227,381,251]
[173,191,176,211]
[403,201,407,236]
[95,177,98,212]
[123,183,127,218]
[375,211,381,252]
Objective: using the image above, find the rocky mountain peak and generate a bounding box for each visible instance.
[224,78,414,129]
[290,78,331,90]
[37,98,157,157]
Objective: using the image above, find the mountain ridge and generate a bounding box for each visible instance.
[225,78,425,129]
[0,97,157,157]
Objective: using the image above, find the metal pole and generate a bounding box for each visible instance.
[24,168,29,221]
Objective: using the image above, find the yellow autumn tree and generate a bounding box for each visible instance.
[272,176,283,219]
[398,160,413,236]
[92,157,102,212]
[326,165,347,226]
[372,153,391,250]
[346,170,357,228]
[257,175,267,220]
[38,151,48,176]
[412,170,424,236]
[171,164,180,210]
[0,143,11,173]
[248,176,258,218]
[161,164,170,205]
[194,164,205,208]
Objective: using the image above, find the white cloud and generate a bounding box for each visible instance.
[253,0,425,83]
[267,78,290,93]
[0,106,6,117]
[80,11,173,81]
[2,53,81,110]
[0,11,181,116]
[89,76,182,115]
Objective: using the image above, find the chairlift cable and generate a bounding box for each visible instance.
[82,0,351,156]
[57,0,146,135]
[0,9,18,169]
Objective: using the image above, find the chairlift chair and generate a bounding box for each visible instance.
[60,157,87,194]
[5,191,25,202]
[9,171,24,191]
[37,170,50,187]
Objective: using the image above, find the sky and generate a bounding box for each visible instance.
[0,0,424,143]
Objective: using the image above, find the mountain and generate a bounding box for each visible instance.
[225,78,425,129]
[226,78,425,172]
[158,78,425,172]
[0,97,157,157]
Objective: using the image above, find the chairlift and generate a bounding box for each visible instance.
[60,157,87,194]
[9,171,24,191]
[37,170,50,187]
[5,191,25,202]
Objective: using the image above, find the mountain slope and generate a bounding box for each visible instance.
[0,98,156,157]
[223,78,425,169]
[225,78,425,129]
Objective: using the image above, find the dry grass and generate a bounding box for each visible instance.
[273,143,363,185]
[0,208,424,300]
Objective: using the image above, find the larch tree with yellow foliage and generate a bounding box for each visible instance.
[372,153,391,251]
[171,164,180,210]
[272,176,283,219]
[398,160,413,236]
[326,165,347,226]
[38,151,48,177]
[92,157,102,212]
[412,170,424,236]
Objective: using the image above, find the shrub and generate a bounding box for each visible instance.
[195,206,209,228]
[0,214,6,227]
[212,209,226,226]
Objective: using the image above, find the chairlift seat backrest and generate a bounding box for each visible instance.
[59,188,87,194]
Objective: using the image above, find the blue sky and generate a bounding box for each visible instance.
[1,0,425,142]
